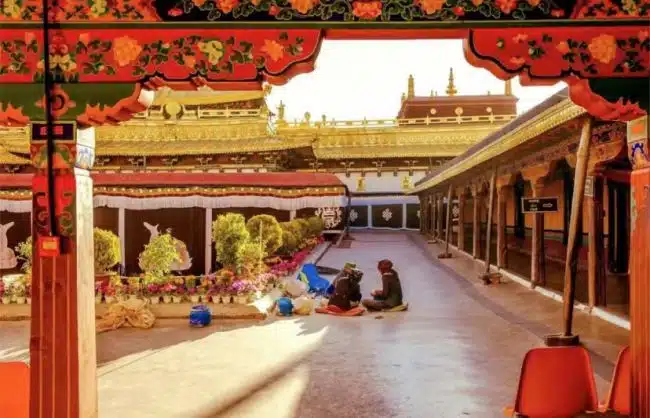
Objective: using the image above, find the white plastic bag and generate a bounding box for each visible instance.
[284,278,308,298]
[292,295,315,315]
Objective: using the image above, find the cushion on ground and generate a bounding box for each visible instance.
[315,306,365,316]
[383,303,408,312]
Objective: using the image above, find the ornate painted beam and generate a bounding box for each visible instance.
[0,0,648,25]
[0,29,323,85]
[0,25,648,125]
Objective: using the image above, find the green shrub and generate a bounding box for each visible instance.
[15,236,32,274]
[212,213,250,269]
[246,214,283,255]
[138,231,180,281]
[277,230,298,256]
[93,228,121,275]
[281,221,302,242]
[306,216,325,237]
[237,241,267,276]
[292,218,310,241]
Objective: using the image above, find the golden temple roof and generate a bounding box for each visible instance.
[0,84,517,161]
[276,113,515,159]
[411,91,586,193]
[0,146,29,165]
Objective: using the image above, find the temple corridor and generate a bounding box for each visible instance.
[0,231,629,417]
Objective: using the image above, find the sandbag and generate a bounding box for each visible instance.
[96,298,156,333]
[292,295,315,315]
[284,278,308,298]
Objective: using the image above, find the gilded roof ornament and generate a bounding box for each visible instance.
[446,68,457,96]
[277,101,285,121]
[407,74,415,99]
[505,79,513,96]
[164,101,182,120]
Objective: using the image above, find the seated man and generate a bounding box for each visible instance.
[362,259,403,311]
[327,263,363,311]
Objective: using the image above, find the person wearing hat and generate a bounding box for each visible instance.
[362,259,403,311]
[327,262,363,311]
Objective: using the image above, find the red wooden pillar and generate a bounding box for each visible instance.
[435,194,443,239]
[522,164,552,287]
[587,170,607,309]
[429,195,436,238]
[456,189,466,252]
[627,116,650,417]
[472,185,482,259]
[530,180,547,287]
[496,177,513,270]
[29,123,98,418]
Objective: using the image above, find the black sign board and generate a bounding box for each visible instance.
[30,122,76,142]
[584,176,594,198]
[522,197,559,213]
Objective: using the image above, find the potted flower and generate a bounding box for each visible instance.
[185,275,197,289]
[138,232,181,286]
[258,272,278,292]
[95,283,104,304]
[15,237,32,278]
[230,280,252,305]
[197,285,208,303]
[127,276,142,300]
[114,284,126,302]
[26,281,31,305]
[172,286,185,303]
[188,287,201,304]
[13,282,26,304]
[212,213,250,271]
[104,285,117,304]
[94,228,121,286]
[146,283,161,304]
[0,281,10,304]
[208,285,222,304]
[161,283,174,303]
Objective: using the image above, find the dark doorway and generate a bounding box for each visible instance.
[607,180,630,274]
[513,174,525,239]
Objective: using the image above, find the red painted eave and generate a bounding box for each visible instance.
[0,173,31,188]
[0,172,346,189]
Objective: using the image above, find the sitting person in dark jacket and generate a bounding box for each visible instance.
[327,262,363,311]
[362,259,403,311]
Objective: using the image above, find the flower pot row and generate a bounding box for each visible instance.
[95,294,253,305]
[1,296,31,305]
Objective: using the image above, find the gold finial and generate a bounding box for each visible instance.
[277,101,285,120]
[401,92,406,103]
[407,74,415,99]
[430,89,434,97]
[505,79,513,96]
[446,68,457,96]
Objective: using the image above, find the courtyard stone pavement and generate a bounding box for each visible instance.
[0,231,628,418]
